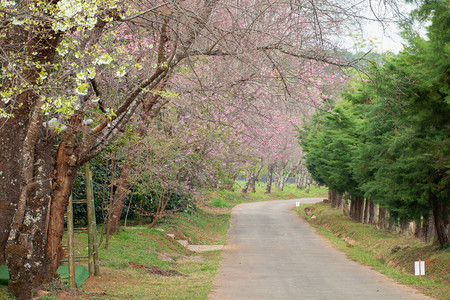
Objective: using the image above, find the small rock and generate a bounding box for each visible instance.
[177,240,189,247]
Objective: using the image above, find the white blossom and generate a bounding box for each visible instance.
[115,68,126,78]
[93,54,113,65]
[1,0,15,7]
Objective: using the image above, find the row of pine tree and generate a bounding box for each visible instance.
[299,0,449,246]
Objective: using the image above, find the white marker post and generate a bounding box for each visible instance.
[414,260,425,279]
[296,201,300,207]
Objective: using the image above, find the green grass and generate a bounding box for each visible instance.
[296,202,450,299]
[75,209,230,299]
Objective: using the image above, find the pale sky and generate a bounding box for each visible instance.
[343,1,420,54]
[362,22,405,53]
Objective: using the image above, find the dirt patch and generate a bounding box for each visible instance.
[198,204,231,215]
[56,290,108,299]
[129,262,187,277]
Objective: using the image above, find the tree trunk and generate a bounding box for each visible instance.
[296,168,303,189]
[106,151,134,234]
[249,177,257,193]
[336,192,343,210]
[422,214,434,243]
[432,200,449,246]
[305,175,310,193]
[342,199,350,216]
[329,190,340,209]
[414,220,423,239]
[368,201,377,225]
[388,212,397,232]
[279,177,286,191]
[350,199,356,218]
[363,199,370,224]
[249,163,263,193]
[242,169,254,193]
[273,171,280,190]
[328,190,334,208]
[0,108,27,265]
[265,163,274,194]
[351,197,364,223]
[409,221,417,237]
[105,88,167,232]
[378,207,387,229]
[1,18,62,298]
[399,221,409,235]
[148,190,172,229]
[357,197,365,223]
[3,106,85,299]
[280,161,299,191]
[273,161,288,190]
[5,138,55,299]
[46,114,83,274]
[302,174,307,191]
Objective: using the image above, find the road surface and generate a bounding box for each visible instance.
[209,198,430,300]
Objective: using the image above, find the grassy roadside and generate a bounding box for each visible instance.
[77,209,230,299]
[0,210,230,300]
[0,183,323,299]
[296,202,450,300]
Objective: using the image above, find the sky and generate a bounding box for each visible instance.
[362,22,405,53]
[343,1,420,54]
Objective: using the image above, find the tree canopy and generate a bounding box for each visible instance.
[299,0,449,245]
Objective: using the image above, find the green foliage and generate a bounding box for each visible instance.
[127,182,194,220]
[209,198,231,208]
[299,101,363,199]
[299,0,449,242]
[71,152,195,226]
[71,154,117,225]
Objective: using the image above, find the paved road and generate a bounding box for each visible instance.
[209,199,431,300]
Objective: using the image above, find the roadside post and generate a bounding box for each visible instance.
[414,259,425,279]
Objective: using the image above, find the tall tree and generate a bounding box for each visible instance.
[300,0,449,244]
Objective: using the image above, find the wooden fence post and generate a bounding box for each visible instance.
[67,194,76,287]
[85,163,100,276]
